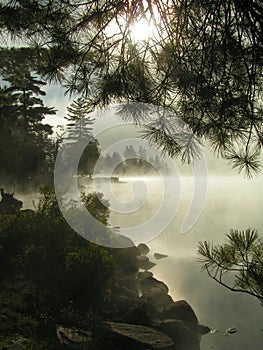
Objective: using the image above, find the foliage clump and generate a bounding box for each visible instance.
[0,187,116,348]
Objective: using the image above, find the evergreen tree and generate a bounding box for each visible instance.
[0,66,56,181]
[123,145,138,171]
[65,97,100,176]
[78,139,100,176]
[137,145,147,169]
[198,229,263,306]
[123,145,137,159]
[111,151,123,171]
[65,97,94,141]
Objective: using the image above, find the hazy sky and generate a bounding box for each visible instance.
[42,85,244,177]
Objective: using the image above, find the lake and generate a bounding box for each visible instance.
[79,174,263,350]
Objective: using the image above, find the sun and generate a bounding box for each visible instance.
[129,18,156,42]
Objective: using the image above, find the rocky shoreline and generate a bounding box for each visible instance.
[56,243,210,350]
[0,190,210,350]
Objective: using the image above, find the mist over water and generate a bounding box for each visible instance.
[152,257,262,350]
[79,174,263,350]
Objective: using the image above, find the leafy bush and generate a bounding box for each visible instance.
[0,187,116,347]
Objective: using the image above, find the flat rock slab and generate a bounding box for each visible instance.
[154,253,168,260]
[56,325,92,345]
[103,321,174,350]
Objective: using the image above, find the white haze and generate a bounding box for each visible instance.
[88,174,263,350]
[12,163,263,349]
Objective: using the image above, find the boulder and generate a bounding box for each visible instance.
[140,277,172,311]
[141,277,169,295]
[104,287,139,320]
[118,275,140,293]
[114,295,137,316]
[137,243,150,255]
[7,337,30,350]
[195,324,211,335]
[56,325,92,346]
[123,299,160,326]
[111,281,140,299]
[137,271,153,280]
[154,253,168,260]
[162,300,198,329]
[158,319,200,350]
[146,292,174,312]
[103,321,174,350]
[137,255,156,270]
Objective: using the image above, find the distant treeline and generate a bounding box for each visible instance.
[94,145,171,176]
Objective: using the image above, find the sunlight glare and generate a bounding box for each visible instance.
[130,18,156,42]
[120,176,153,182]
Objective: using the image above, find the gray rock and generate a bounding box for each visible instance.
[118,275,140,293]
[158,319,200,350]
[56,325,92,345]
[137,243,150,255]
[116,295,136,315]
[162,300,198,328]
[138,271,153,280]
[140,277,173,311]
[103,321,174,350]
[113,281,140,299]
[146,292,174,312]
[123,299,160,326]
[195,324,211,335]
[154,253,168,260]
[141,277,169,295]
[7,337,30,350]
[137,255,156,270]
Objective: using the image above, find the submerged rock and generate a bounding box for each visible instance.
[224,327,238,336]
[103,321,174,350]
